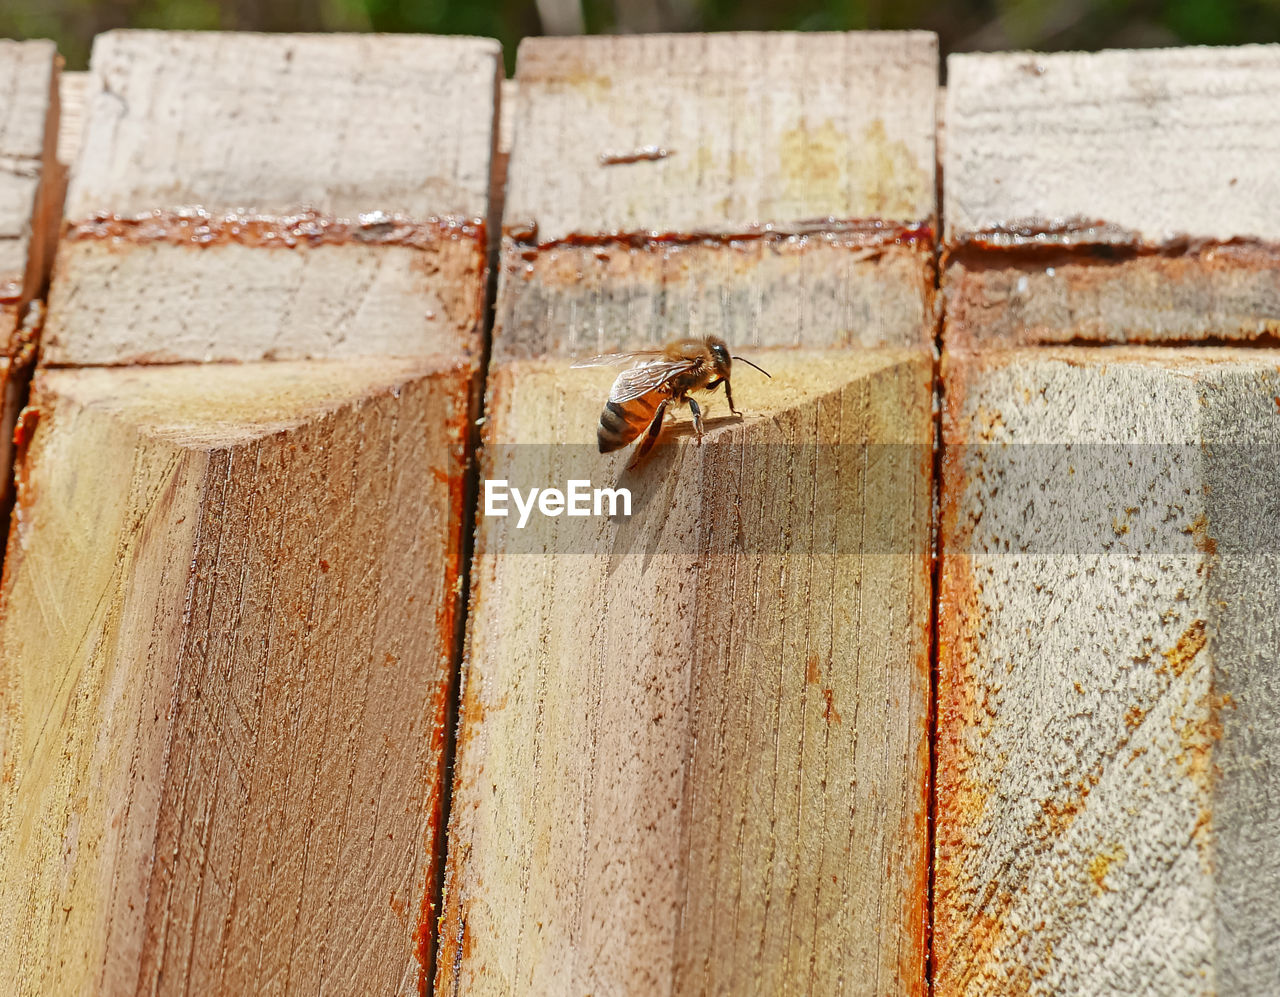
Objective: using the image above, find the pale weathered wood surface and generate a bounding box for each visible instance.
[44,30,501,365]
[937,45,1280,994]
[0,39,58,333]
[0,40,58,520]
[56,70,88,169]
[497,32,939,357]
[943,46,1280,346]
[945,47,1280,245]
[0,30,497,997]
[936,348,1280,996]
[0,360,472,997]
[65,32,495,221]
[506,33,936,241]
[440,32,937,996]
[442,352,933,996]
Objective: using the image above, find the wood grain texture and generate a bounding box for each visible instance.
[442,38,937,992]
[507,33,935,240]
[0,359,472,996]
[1,31,496,996]
[440,351,933,996]
[496,32,939,357]
[936,347,1280,996]
[0,39,58,334]
[44,30,501,365]
[66,31,495,222]
[0,40,59,528]
[944,47,1280,245]
[944,249,1280,348]
[56,70,89,170]
[942,46,1280,346]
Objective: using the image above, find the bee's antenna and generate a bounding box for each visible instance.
[732,356,772,378]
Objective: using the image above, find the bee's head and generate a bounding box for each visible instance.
[707,337,732,375]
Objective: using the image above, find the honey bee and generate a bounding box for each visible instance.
[572,336,771,463]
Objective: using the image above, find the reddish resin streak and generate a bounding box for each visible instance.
[504,218,935,252]
[65,209,487,251]
[12,405,40,450]
[415,383,474,997]
[949,216,1280,259]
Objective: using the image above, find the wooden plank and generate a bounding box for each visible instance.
[0,360,471,996]
[942,47,1280,347]
[56,70,89,170]
[936,347,1280,994]
[0,40,59,515]
[44,31,501,365]
[0,39,58,335]
[497,31,939,357]
[439,33,936,995]
[0,32,498,997]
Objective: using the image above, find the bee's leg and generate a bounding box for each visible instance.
[688,397,705,443]
[724,379,741,417]
[629,399,668,466]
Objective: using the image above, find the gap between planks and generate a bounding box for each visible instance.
[420,70,512,993]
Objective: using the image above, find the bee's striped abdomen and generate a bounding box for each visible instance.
[597,392,662,452]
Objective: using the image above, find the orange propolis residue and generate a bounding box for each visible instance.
[414,377,475,997]
[504,217,935,253]
[66,209,486,252]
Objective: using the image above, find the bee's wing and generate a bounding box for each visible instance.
[608,359,696,403]
[570,349,666,369]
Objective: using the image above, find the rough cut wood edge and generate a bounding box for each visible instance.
[0,42,59,541]
[43,238,490,366]
[44,31,501,366]
[497,237,936,358]
[0,39,59,348]
[941,46,1280,347]
[943,249,1280,349]
[0,307,42,519]
[486,79,518,259]
[0,358,472,997]
[439,350,933,996]
[495,32,939,358]
[936,347,1280,996]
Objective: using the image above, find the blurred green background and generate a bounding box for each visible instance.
[4,0,1279,75]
